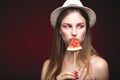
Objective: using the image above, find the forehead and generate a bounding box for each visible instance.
[61,11,86,24]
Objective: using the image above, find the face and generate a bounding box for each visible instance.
[60,11,86,44]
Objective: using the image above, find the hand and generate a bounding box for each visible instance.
[56,72,79,80]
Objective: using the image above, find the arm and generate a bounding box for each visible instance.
[41,59,50,80]
[41,60,77,80]
[92,56,109,80]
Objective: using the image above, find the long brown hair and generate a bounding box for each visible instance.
[45,8,98,80]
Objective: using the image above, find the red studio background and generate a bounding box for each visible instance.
[0,0,119,80]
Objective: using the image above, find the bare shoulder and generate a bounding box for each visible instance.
[90,55,109,80]
[41,59,50,80]
[91,55,109,69]
[43,59,50,67]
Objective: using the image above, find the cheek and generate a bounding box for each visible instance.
[78,31,86,42]
[60,30,70,43]
[82,31,86,38]
[60,31,66,37]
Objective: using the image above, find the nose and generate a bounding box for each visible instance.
[71,28,77,36]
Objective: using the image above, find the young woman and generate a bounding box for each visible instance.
[41,0,109,80]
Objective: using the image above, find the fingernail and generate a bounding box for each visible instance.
[74,71,78,76]
[74,71,78,74]
[74,71,78,73]
[75,76,79,79]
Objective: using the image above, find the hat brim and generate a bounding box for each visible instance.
[50,6,96,28]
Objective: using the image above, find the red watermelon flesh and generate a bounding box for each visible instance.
[67,38,82,51]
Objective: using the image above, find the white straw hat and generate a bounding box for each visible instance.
[50,0,96,28]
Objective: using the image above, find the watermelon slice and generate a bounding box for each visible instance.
[67,38,82,51]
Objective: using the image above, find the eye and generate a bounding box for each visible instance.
[62,24,72,29]
[77,23,85,29]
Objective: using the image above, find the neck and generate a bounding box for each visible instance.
[65,51,79,59]
[62,51,81,72]
[64,51,79,66]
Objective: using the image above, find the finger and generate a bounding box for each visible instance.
[80,67,87,80]
[79,64,85,76]
[56,72,76,80]
[57,75,76,80]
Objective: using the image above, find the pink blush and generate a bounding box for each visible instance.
[61,31,66,37]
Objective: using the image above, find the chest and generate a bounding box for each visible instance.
[60,61,95,80]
